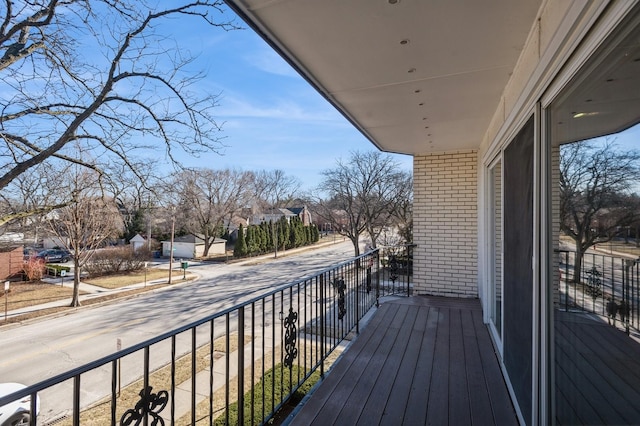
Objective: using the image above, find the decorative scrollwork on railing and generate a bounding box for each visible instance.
[333,277,347,320]
[121,386,169,426]
[389,255,399,284]
[283,307,298,368]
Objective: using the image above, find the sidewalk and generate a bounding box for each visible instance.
[2,270,195,321]
[2,237,349,322]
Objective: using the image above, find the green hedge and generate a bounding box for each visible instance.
[46,264,71,276]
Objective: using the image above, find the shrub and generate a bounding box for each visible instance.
[84,246,152,277]
[23,257,45,281]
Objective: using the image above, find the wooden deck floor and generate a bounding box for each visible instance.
[288,296,518,426]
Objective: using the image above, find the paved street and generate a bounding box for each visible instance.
[0,240,354,389]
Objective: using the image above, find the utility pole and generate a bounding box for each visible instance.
[168,215,175,285]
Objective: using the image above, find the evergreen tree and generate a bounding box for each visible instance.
[245,225,255,255]
[234,224,247,257]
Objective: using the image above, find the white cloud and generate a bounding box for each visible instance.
[244,49,299,78]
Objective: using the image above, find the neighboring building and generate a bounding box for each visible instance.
[42,236,68,249]
[225,1,640,424]
[129,234,147,252]
[161,235,226,259]
[0,233,23,244]
[250,206,312,226]
[0,246,23,281]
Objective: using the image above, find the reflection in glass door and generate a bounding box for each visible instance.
[548,5,640,424]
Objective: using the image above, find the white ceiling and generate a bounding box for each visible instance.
[225,0,543,155]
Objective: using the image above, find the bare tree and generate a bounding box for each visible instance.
[0,1,239,224]
[560,139,640,283]
[173,168,253,256]
[103,162,161,242]
[48,168,123,306]
[0,164,67,240]
[251,169,302,210]
[315,151,412,256]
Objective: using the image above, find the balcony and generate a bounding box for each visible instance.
[287,296,518,425]
[0,246,517,425]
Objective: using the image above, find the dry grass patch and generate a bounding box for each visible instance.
[1,281,80,311]
[84,269,188,289]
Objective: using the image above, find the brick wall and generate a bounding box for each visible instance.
[413,151,478,297]
[0,246,24,281]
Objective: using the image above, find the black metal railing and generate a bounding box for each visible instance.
[0,246,413,425]
[557,249,640,334]
[377,244,414,297]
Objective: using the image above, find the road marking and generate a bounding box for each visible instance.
[0,317,146,369]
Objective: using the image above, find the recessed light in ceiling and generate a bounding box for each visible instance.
[418,102,424,106]
[408,68,416,73]
[606,78,615,82]
[414,89,421,93]
[388,0,400,4]
[400,39,410,45]
[585,99,593,102]
[573,111,599,118]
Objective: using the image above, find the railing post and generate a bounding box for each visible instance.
[356,261,360,335]
[238,306,245,424]
[375,251,380,308]
[73,375,80,426]
[320,272,325,378]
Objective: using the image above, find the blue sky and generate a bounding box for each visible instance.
[163,6,413,191]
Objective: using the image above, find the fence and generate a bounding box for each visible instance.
[557,249,640,333]
[0,246,413,425]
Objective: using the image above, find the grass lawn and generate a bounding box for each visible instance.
[0,269,194,325]
[1,281,80,312]
[84,269,188,289]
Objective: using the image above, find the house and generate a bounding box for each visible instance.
[161,234,226,259]
[250,206,312,226]
[223,1,640,424]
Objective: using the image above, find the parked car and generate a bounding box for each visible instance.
[35,249,71,263]
[0,383,38,426]
[22,248,37,261]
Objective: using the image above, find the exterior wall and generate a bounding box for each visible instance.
[413,150,478,297]
[162,242,195,259]
[0,247,24,281]
[207,242,226,256]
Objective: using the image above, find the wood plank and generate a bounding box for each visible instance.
[353,304,420,425]
[426,306,450,425]
[378,306,431,425]
[449,308,472,425]
[460,308,496,423]
[337,304,412,424]
[471,306,518,425]
[399,306,439,426]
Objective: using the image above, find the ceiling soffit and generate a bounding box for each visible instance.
[226,0,542,155]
